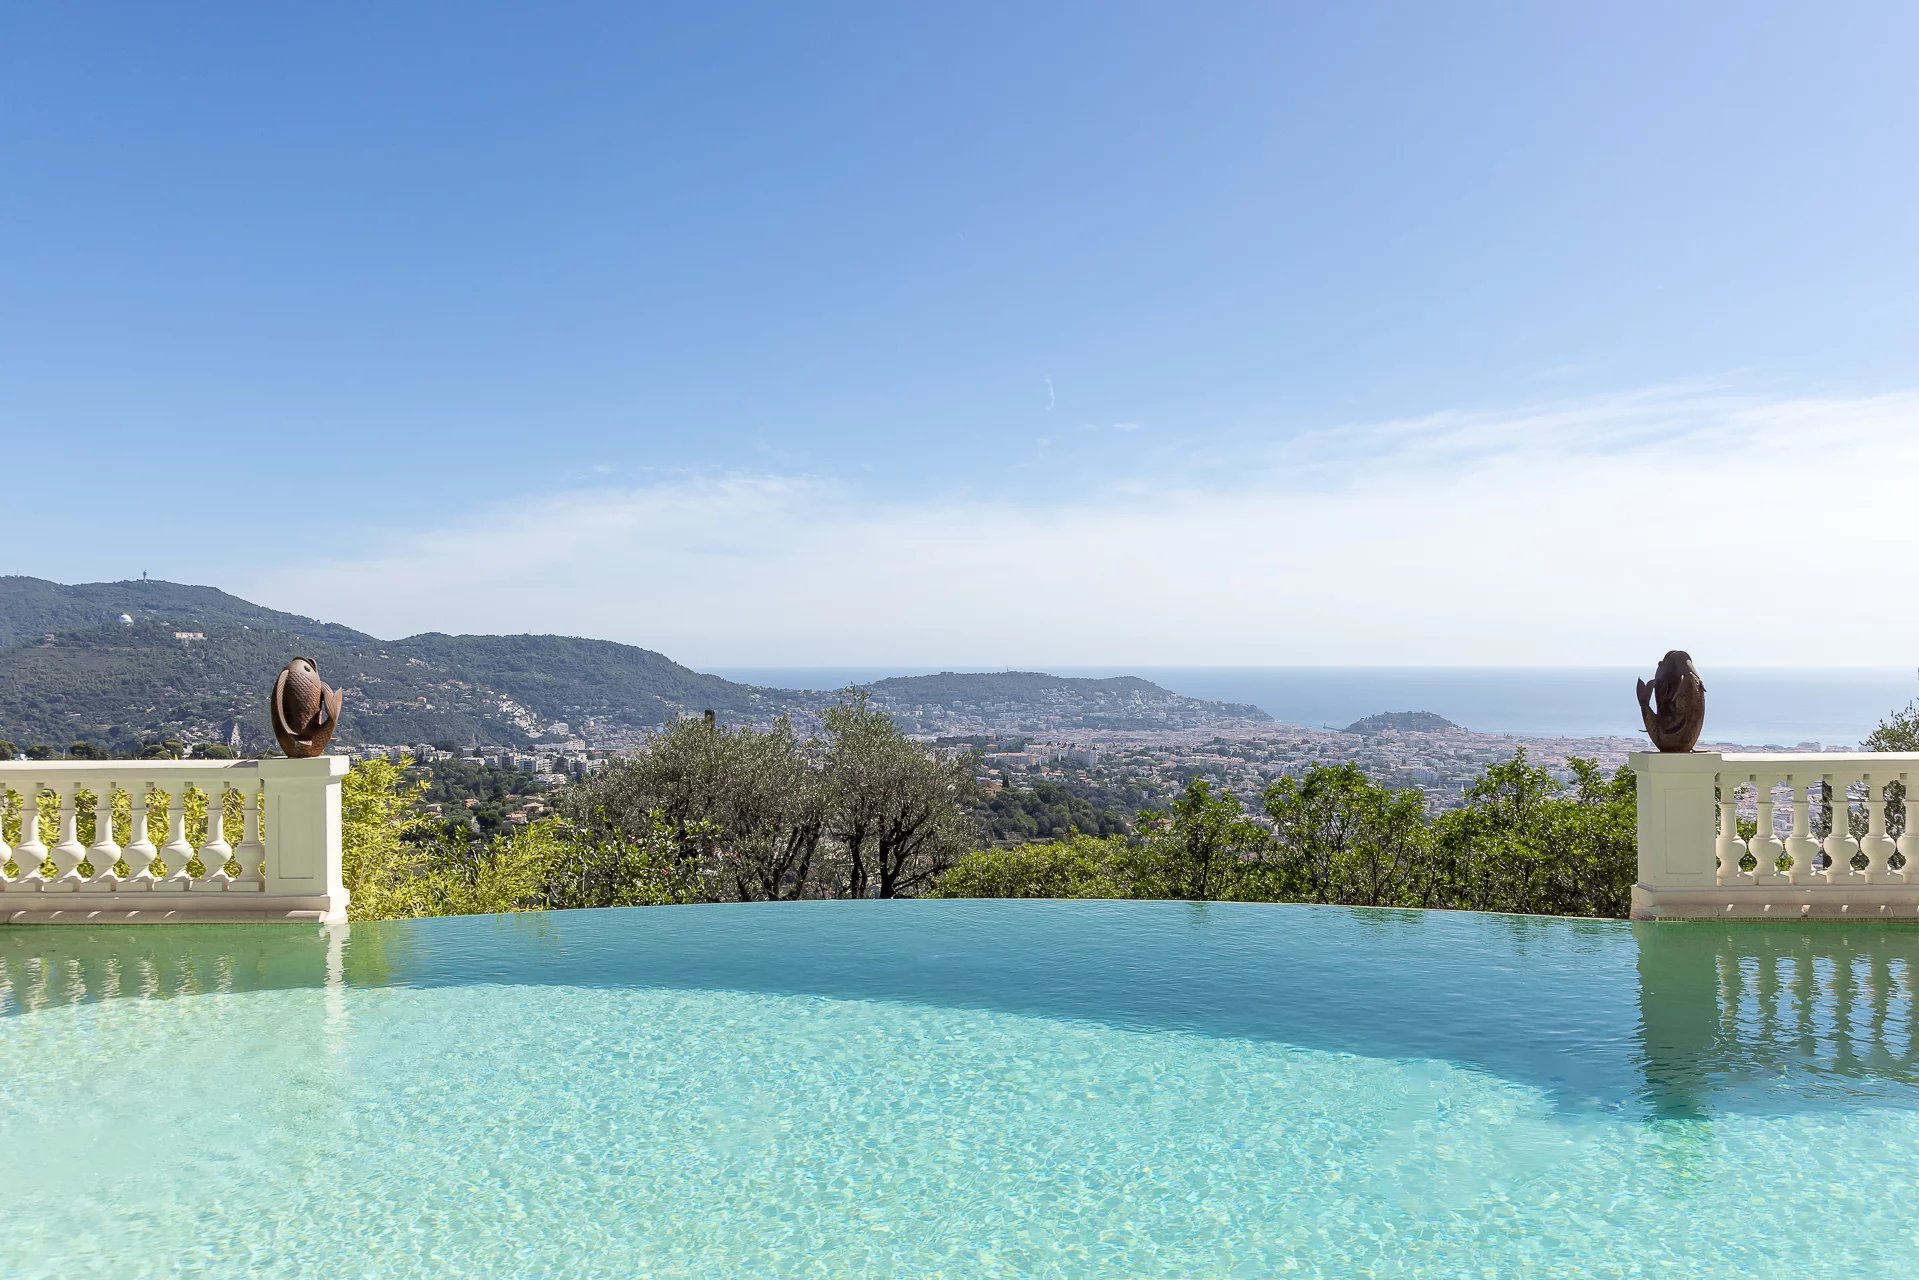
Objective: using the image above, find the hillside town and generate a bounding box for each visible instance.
[337,708,1830,828]
[964,721,1656,814]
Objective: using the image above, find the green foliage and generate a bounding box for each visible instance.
[341,744,1638,920]
[929,834,1139,899]
[1428,752,1636,917]
[413,821,577,916]
[932,750,1640,919]
[1866,699,1919,752]
[562,713,828,900]
[342,756,698,920]
[341,757,436,920]
[823,690,977,898]
[2,729,1643,921]
[560,693,976,901]
[1132,778,1266,901]
[367,818,693,918]
[976,780,1130,843]
[413,757,546,839]
[1258,763,1430,906]
[526,813,700,910]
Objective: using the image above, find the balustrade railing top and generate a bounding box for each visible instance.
[0,756,347,925]
[1634,750,1919,921]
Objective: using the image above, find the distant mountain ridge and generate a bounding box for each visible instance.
[0,576,370,649]
[0,578,1270,751]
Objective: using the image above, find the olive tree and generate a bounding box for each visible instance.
[822,690,976,898]
[558,714,827,901]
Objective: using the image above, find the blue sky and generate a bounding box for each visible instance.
[5,4,1918,665]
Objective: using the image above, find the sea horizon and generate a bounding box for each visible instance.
[711,665,1919,748]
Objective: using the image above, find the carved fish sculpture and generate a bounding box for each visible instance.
[1637,650,1705,753]
[272,656,344,758]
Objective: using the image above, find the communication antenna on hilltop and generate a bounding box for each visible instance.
[141,570,148,581]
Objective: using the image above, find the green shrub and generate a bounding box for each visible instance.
[929,834,1138,899]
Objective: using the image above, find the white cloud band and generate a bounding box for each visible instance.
[237,385,1919,667]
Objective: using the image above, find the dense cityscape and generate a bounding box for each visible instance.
[346,703,1832,844]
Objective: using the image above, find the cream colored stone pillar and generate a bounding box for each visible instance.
[1631,751,1720,918]
[259,756,350,924]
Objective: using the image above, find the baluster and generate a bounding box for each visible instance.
[122,785,157,888]
[1899,771,1919,884]
[160,787,196,889]
[231,787,265,890]
[197,784,232,889]
[1785,775,1819,884]
[12,782,47,886]
[48,782,88,888]
[1715,774,1747,886]
[0,783,14,886]
[1751,776,1784,883]
[87,781,122,889]
[1822,774,1860,883]
[1862,772,1897,883]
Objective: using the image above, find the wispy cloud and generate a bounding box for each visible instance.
[238,386,1919,667]
[1044,376,1055,410]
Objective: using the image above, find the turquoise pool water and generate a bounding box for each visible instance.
[3,901,1918,1277]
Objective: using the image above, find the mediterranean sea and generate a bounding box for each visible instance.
[710,666,1919,748]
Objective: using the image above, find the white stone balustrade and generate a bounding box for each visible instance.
[0,757,347,924]
[1635,751,1919,919]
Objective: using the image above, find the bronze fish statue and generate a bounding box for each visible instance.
[1637,650,1705,753]
[272,656,344,758]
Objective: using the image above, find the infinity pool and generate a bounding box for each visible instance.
[4,901,1917,1277]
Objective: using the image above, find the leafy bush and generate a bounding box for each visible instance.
[931,751,1638,918]
[342,758,699,920]
[929,834,1139,899]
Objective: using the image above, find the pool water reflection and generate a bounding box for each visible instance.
[3,901,1917,1276]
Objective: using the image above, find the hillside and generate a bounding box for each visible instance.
[0,578,789,751]
[1343,711,1460,735]
[0,575,370,649]
[863,670,1269,734]
[0,579,1269,751]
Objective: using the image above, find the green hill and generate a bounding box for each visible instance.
[1342,710,1460,735]
[861,670,1269,733]
[0,578,787,752]
[0,578,1271,753]
[0,575,370,648]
